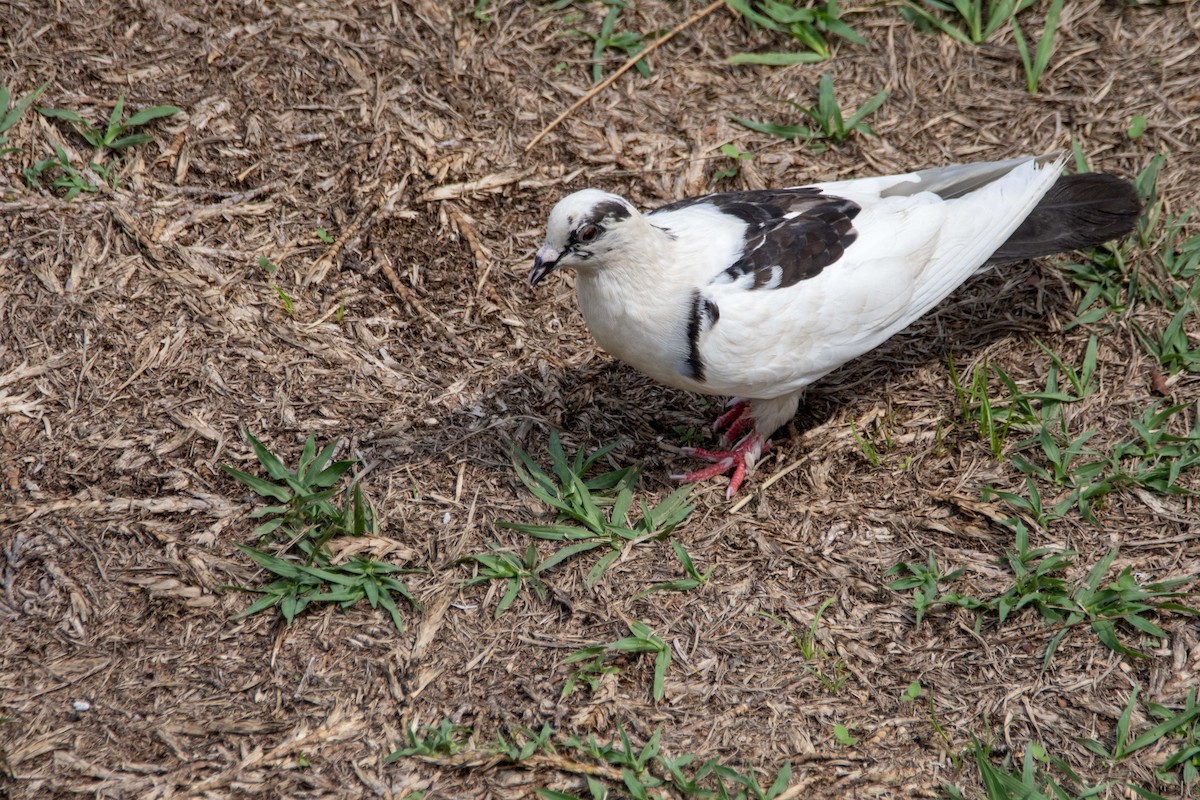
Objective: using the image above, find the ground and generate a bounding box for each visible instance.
[2,0,1199,798]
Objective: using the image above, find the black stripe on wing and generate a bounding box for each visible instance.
[653,188,861,290]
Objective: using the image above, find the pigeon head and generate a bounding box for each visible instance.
[529,189,638,287]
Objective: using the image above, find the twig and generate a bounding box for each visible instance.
[304,178,399,287]
[447,208,495,318]
[526,0,727,151]
[415,169,533,203]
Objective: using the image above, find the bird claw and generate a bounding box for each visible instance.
[712,400,749,435]
[711,400,755,448]
[672,435,770,498]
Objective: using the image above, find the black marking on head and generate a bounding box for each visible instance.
[581,199,632,227]
[564,200,631,253]
[654,189,860,291]
[683,290,720,382]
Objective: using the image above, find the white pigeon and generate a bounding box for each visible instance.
[529,155,1139,497]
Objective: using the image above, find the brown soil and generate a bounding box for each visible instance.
[2,0,1198,798]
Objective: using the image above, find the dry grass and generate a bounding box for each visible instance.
[2,0,1198,797]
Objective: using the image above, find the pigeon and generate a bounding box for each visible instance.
[529,155,1140,497]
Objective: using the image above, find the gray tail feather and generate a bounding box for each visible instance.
[988,173,1141,264]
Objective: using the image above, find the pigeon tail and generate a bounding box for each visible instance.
[988,173,1141,264]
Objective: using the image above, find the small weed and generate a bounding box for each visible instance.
[258,255,279,273]
[1010,424,1101,492]
[273,285,295,316]
[567,724,665,796]
[1075,687,1200,790]
[1011,0,1065,94]
[564,1,654,83]
[902,681,924,702]
[892,535,1197,667]
[1135,305,1200,375]
[733,72,888,151]
[673,424,704,446]
[1151,688,1200,785]
[0,81,47,155]
[833,723,857,747]
[39,93,179,151]
[22,145,96,200]
[492,723,556,763]
[222,432,420,632]
[500,433,694,587]
[565,620,671,701]
[757,599,848,694]
[233,546,418,631]
[390,717,796,799]
[634,541,713,598]
[946,738,1106,800]
[388,718,473,760]
[1046,551,1198,665]
[1150,208,1200,292]
[561,650,619,699]
[1128,114,1148,140]
[1036,336,1099,400]
[988,399,1200,526]
[887,553,986,626]
[710,761,792,799]
[458,543,547,617]
[948,356,1019,459]
[850,417,892,466]
[315,227,334,244]
[1059,245,1134,327]
[712,142,753,181]
[1080,685,1200,768]
[988,522,1075,624]
[901,0,1033,45]
[726,0,865,65]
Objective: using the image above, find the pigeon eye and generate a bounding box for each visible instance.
[577,224,600,243]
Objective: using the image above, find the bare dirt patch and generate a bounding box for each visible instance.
[2,1,1198,797]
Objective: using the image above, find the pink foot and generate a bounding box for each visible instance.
[712,400,749,436]
[671,435,771,499]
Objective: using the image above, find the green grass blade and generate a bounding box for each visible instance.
[1030,0,1065,91]
[652,647,670,701]
[537,540,605,573]
[731,115,810,139]
[585,548,622,587]
[221,465,291,502]
[38,106,85,123]
[1123,703,1200,756]
[845,88,890,132]
[237,544,303,578]
[727,51,826,66]
[105,94,125,142]
[123,104,181,128]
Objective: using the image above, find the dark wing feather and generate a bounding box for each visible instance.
[987,173,1140,264]
[651,189,861,290]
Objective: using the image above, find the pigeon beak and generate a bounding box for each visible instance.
[528,245,561,288]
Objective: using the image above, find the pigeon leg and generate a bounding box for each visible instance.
[712,400,749,436]
[712,400,755,447]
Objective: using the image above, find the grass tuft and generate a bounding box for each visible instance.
[732,72,888,151]
[726,0,865,64]
[222,432,420,632]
